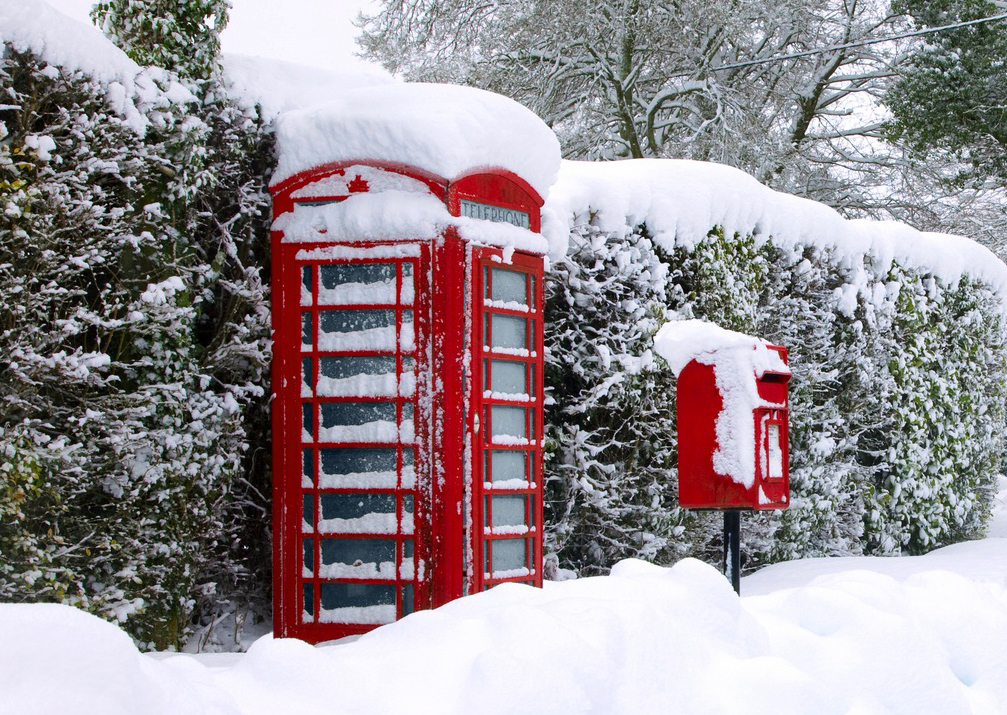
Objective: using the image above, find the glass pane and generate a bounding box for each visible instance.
[401,310,414,352]
[319,402,398,443]
[319,263,397,306]
[400,357,416,398]
[303,584,314,618]
[319,448,398,488]
[402,584,414,617]
[491,269,528,305]
[490,361,526,395]
[318,357,397,398]
[319,448,397,486]
[490,315,526,350]
[322,263,397,287]
[320,583,395,609]
[768,424,784,479]
[303,539,314,574]
[302,449,315,485]
[491,539,527,573]
[400,263,415,304]
[318,310,396,352]
[301,359,313,397]
[301,313,313,349]
[318,495,398,535]
[492,406,526,440]
[321,493,395,520]
[301,266,313,306]
[320,357,396,379]
[488,451,526,482]
[303,494,314,530]
[401,448,416,488]
[322,402,395,426]
[302,403,314,440]
[321,539,396,578]
[491,496,526,528]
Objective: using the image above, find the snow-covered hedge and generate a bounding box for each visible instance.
[0,1,273,648]
[544,160,1007,574]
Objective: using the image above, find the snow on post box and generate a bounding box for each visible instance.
[268,83,559,644]
[654,320,791,511]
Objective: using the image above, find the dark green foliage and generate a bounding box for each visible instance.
[544,223,709,573]
[91,0,229,81]
[885,0,1007,182]
[0,5,273,648]
[545,220,1007,576]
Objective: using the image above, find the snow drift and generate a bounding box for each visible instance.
[3,538,1007,714]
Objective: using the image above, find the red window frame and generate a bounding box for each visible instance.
[470,248,545,591]
[277,241,432,641]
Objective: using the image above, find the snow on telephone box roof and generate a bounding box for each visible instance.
[270,83,561,255]
[270,82,562,200]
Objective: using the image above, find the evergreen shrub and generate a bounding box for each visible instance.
[545,221,1007,574]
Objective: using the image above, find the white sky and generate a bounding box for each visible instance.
[42,0,386,73]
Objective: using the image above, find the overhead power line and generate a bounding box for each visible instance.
[712,12,1007,72]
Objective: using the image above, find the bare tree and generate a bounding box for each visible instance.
[359,0,909,206]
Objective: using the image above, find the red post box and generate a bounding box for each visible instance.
[269,161,546,643]
[676,344,791,511]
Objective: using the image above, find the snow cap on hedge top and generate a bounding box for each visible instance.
[0,0,193,133]
[544,159,1007,302]
[272,83,562,199]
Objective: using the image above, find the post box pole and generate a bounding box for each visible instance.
[723,510,741,595]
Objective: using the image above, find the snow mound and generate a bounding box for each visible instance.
[221,54,395,122]
[0,0,138,85]
[271,83,562,199]
[544,159,1007,298]
[653,319,788,378]
[4,542,1007,714]
[273,189,550,255]
[0,604,230,715]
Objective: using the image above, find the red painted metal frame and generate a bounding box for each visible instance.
[469,249,546,591]
[448,169,543,233]
[677,345,790,511]
[427,227,469,608]
[448,169,545,593]
[272,238,433,642]
[272,160,545,642]
[270,160,448,215]
[271,159,446,642]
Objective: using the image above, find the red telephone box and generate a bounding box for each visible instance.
[677,345,791,510]
[270,161,546,642]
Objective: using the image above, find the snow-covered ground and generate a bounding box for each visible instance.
[3,477,1006,715]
